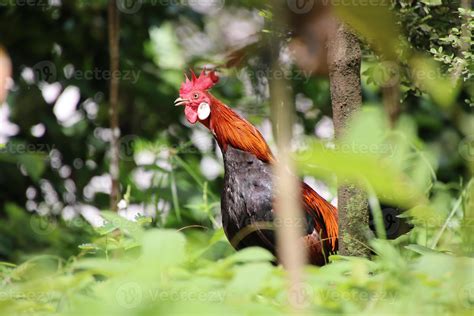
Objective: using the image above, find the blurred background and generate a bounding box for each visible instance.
[0,0,472,314]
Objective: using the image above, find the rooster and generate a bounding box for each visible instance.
[174,70,337,265]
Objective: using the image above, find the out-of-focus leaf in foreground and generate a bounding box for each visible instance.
[332,0,401,59]
[295,107,432,209]
[409,56,461,107]
[332,1,461,108]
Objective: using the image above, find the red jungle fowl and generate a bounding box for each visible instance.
[174,70,338,265]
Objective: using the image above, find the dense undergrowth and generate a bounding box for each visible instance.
[0,206,472,316]
[1,106,473,315]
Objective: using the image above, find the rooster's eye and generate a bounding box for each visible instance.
[193,93,199,99]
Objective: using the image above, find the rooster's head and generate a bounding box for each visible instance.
[174,69,219,124]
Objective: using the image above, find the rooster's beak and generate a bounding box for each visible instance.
[174,97,189,106]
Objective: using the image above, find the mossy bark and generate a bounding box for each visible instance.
[328,21,370,257]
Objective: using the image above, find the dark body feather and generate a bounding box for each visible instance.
[221,145,334,265]
[221,145,276,252]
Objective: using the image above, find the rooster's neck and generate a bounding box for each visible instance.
[202,94,274,163]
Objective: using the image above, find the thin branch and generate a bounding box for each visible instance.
[430,192,463,249]
[0,46,11,104]
[108,0,120,211]
[270,2,306,310]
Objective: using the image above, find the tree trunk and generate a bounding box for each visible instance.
[108,0,120,211]
[327,21,370,257]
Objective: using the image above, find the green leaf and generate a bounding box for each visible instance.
[295,141,424,208]
[16,154,46,181]
[73,258,132,276]
[226,263,273,297]
[420,0,442,6]
[409,56,461,107]
[0,152,46,181]
[99,211,145,241]
[333,0,401,59]
[78,243,100,251]
[141,229,186,267]
[224,247,274,264]
[404,244,443,255]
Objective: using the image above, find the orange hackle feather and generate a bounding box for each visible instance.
[302,183,338,251]
[204,94,338,251]
[205,94,274,163]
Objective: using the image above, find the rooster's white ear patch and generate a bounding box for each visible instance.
[197,102,210,120]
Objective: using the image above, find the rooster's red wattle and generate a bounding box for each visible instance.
[174,70,338,265]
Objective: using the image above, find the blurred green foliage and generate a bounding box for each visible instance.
[0,214,473,315]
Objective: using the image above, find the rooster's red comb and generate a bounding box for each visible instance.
[179,69,219,95]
